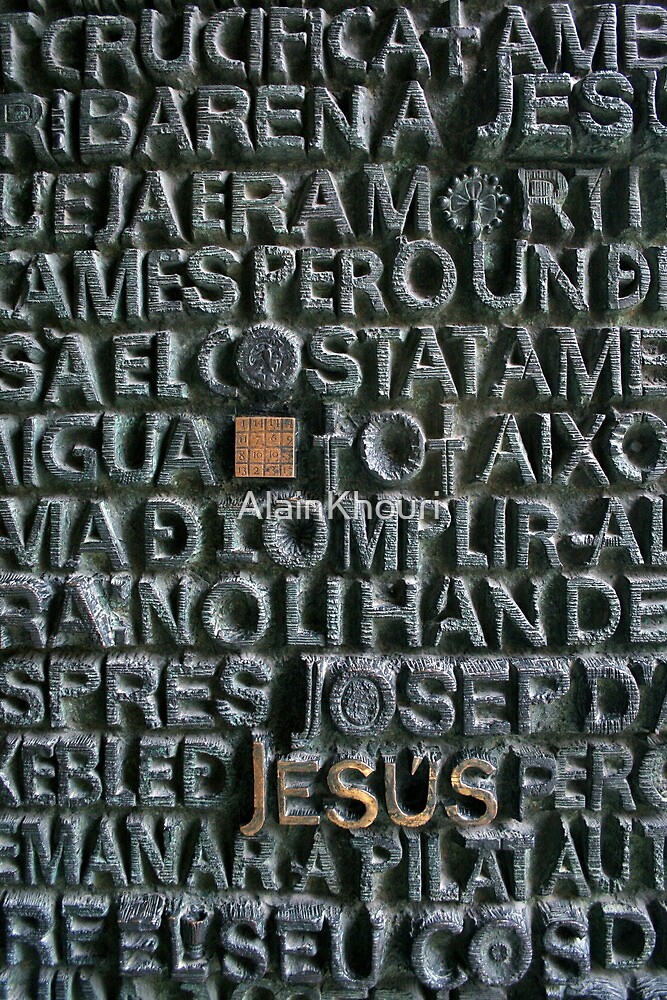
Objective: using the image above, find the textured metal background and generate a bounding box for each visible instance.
[0,1,665,997]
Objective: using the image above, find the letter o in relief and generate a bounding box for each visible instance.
[391,240,457,310]
[328,660,396,736]
[262,501,329,568]
[638,748,667,808]
[608,411,667,483]
[468,918,531,986]
[201,578,270,645]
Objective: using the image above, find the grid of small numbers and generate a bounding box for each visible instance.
[234,416,296,479]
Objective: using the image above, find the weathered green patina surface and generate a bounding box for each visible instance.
[0,1,665,996]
